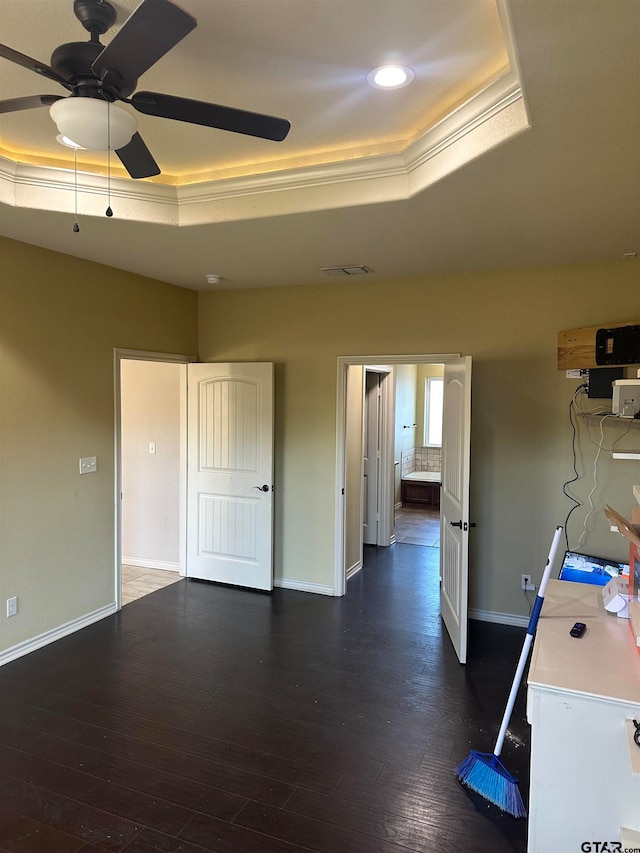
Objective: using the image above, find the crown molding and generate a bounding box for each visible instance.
[177,71,528,225]
[0,72,529,228]
[0,157,179,224]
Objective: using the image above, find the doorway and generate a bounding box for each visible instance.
[335,353,472,661]
[114,348,193,609]
[115,353,275,606]
[394,361,444,555]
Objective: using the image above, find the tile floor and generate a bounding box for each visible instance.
[394,505,440,546]
[121,564,183,605]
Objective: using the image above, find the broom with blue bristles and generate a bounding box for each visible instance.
[456,525,564,818]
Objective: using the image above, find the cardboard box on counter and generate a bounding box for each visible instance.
[602,575,631,618]
[604,504,640,601]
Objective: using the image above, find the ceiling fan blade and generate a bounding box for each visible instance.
[131,91,291,142]
[0,43,71,88]
[0,94,62,114]
[92,0,196,85]
[116,132,161,179]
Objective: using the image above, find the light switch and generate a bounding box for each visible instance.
[79,456,97,474]
[149,442,156,454]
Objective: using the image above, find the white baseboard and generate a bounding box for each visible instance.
[122,557,180,573]
[469,607,529,628]
[346,560,362,580]
[0,603,117,667]
[274,578,335,596]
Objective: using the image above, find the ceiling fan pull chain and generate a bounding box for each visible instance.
[73,147,80,233]
[106,102,113,217]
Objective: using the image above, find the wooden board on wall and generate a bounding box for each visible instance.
[558,320,640,370]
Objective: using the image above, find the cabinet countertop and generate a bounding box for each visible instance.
[528,579,640,705]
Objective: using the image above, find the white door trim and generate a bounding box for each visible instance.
[335,353,460,597]
[113,348,195,610]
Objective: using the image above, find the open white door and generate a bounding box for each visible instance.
[440,356,472,663]
[186,362,274,590]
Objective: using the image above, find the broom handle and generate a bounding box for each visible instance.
[493,525,564,758]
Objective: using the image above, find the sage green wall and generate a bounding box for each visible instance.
[199,262,639,617]
[0,237,198,657]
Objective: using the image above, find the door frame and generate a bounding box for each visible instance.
[113,348,194,610]
[335,353,461,597]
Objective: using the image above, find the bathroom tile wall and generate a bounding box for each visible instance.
[416,446,442,472]
[401,448,415,476]
[401,446,441,475]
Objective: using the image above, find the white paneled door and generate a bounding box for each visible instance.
[186,362,274,590]
[440,356,472,663]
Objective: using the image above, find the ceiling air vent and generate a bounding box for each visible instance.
[321,265,374,276]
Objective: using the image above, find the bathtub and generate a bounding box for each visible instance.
[401,470,441,505]
[402,471,441,483]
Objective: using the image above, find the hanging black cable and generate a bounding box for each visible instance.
[561,384,586,550]
[611,418,634,451]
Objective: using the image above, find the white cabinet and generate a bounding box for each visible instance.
[527,580,640,853]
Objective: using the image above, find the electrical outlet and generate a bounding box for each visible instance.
[6,597,17,617]
[521,574,535,591]
[565,369,590,379]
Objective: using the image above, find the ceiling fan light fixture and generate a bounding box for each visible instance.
[50,98,137,151]
[367,65,414,89]
[56,134,86,150]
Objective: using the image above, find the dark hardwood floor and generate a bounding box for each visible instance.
[0,544,530,852]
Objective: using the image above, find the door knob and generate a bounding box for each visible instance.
[450,520,463,528]
[254,484,270,492]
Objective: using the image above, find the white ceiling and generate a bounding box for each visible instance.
[0,0,638,291]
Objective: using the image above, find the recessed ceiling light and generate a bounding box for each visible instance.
[205,274,221,284]
[367,65,414,90]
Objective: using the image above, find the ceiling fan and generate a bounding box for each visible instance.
[0,0,291,179]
